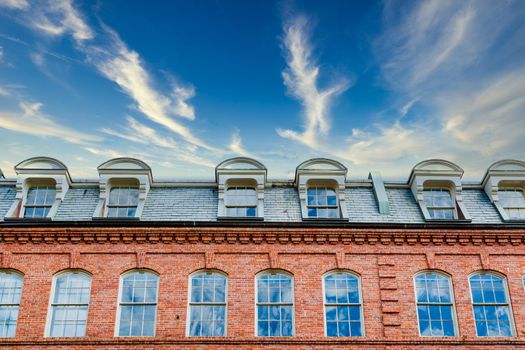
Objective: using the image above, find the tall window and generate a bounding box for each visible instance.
[499,189,525,219]
[47,271,91,337]
[469,273,513,337]
[307,187,338,218]
[24,186,55,218]
[0,271,23,338]
[107,187,139,218]
[256,271,293,337]
[324,272,363,337]
[188,271,227,336]
[225,187,257,217]
[117,271,158,336]
[423,189,455,219]
[414,272,456,336]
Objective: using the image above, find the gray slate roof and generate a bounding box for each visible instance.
[0,183,508,224]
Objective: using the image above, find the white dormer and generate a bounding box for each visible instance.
[408,159,471,221]
[5,157,71,220]
[295,158,348,220]
[216,157,267,219]
[482,159,525,221]
[93,158,152,219]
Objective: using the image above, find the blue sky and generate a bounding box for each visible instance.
[0,0,524,180]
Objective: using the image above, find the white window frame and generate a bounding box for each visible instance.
[0,270,24,338]
[114,270,159,337]
[413,271,458,337]
[224,186,258,218]
[306,186,340,219]
[422,188,457,220]
[23,185,57,219]
[468,271,516,337]
[186,270,228,337]
[106,186,140,218]
[254,270,295,337]
[45,270,92,338]
[498,188,525,220]
[322,270,365,337]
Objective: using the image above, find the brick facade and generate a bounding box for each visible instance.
[1,224,525,348]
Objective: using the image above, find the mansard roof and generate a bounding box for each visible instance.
[0,156,523,225]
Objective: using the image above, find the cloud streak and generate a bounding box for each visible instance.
[0,101,101,144]
[277,16,349,148]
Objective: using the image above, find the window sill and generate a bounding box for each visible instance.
[3,217,52,222]
[423,218,472,223]
[302,217,348,222]
[217,216,264,221]
[92,217,140,221]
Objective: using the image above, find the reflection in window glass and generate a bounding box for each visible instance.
[469,273,513,337]
[414,272,456,336]
[0,271,23,338]
[24,186,55,218]
[423,189,455,219]
[48,272,91,337]
[107,187,139,218]
[499,189,525,219]
[307,187,338,218]
[324,272,363,337]
[188,272,227,336]
[256,272,293,336]
[117,271,158,336]
[225,187,257,217]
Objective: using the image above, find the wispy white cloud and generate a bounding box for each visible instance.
[28,0,94,42]
[84,146,125,159]
[101,116,178,149]
[0,101,101,144]
[0,0,28,10]
[277,16,350,148]
[228,129,256,158]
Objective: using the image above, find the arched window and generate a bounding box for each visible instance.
[107,186,139,218]
[255,271,294,337]
[323,272,363,337]
[0,271,23,337]
[47,271,91,337]
[24,185,56,218]
[307,187,339,218]
[188,271,227,336]
[414,272,457,336]
[117,270,158,336]
[469,272,514,337]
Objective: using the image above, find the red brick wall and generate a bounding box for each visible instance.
[1,226,525,348]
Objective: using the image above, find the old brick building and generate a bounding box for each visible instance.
[0,156,525,349]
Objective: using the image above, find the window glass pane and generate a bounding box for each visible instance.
[415,273,455,337]
[470,273,512,337]
[256,273,293,337]
[189,272,227,337]
[118,272,158,336]
[307,187,339,218]
[324,273,362,337]
[49,273,91,337]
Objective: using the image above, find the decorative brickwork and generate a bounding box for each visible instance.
[1,225,525,348]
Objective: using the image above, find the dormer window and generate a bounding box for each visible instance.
[423,188,455,219]
[295,159,349,221]
[4,157,71,221]
[482,160,525,222]
[93,158,153,220]
[498,188,525,219]
[409,160,471,222]
[225,186,257,217]
[107,186,139,218]
[24,185,56,218]
[216,158,267,220]
[306,187,338,218]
